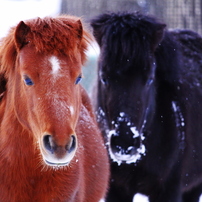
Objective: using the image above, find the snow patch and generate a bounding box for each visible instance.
[172,101,185,127]
[120,112,125,117]
[171,101,186,150]
[133,193,149,202]
[130,126,140,138]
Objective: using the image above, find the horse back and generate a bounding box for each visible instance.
[164,29,202,189]
[171,29,202,87]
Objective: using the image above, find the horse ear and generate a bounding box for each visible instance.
[90,22,102,47]
[152,23,166,51]
[76,20,83,40]
[15,21,31,50]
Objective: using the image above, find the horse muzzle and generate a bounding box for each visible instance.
[40,134,77,167]
[108,128,146,165]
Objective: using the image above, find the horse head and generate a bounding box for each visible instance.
[92,12,166,165]
[1,16,89,167]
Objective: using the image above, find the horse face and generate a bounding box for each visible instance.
[93,14,166,165]
[98,55,156,165]
[14,46,82,167]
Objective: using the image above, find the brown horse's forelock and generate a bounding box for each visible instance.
[0,16,91,78]
[25,17,89,58]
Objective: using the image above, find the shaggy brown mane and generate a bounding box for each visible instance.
[0,15,91,78]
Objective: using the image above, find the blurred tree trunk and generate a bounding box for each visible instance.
[149,0,202,34]
[60,0,141,21]
[60,0,202,34]
[61,0,202,34]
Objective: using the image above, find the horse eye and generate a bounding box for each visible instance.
[23,75,34,86]
[99,71,109,86]
[146,78,154,86]
[101,77,108,85]
[75,75,82,84]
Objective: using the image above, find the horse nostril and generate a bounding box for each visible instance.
[41,134,77,166]
[66,135,76,153]
[43,135,54,153]
[110,133,139,156]
[134,137,141,148]
[43,134,77,156]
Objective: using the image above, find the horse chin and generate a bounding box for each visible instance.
[44,160,69,167]
[108,145,146,166]
[40,149,76,167]
[42,154,74,167]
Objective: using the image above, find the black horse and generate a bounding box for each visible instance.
[91,12,202,202]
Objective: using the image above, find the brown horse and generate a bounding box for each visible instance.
[0,16,109,201]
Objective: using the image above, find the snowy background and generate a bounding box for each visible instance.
[0,0,62,38]
[0,0,201,201]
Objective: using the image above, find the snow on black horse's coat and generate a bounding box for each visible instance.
[91,12,202,202]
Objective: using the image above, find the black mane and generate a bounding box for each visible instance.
[91,12,180,84]
[155,32,181,85]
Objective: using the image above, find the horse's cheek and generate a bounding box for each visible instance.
[12,83,28,126]
[71,88,82,126]
[15,85,39,133]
